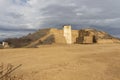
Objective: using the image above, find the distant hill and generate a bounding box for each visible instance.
[3,27,120,48]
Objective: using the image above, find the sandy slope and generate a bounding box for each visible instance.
[0,44,120,80]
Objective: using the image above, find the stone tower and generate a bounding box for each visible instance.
[63,25,72,44]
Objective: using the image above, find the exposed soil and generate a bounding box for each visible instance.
[0,44,120,80]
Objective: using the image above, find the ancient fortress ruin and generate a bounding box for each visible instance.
[25,25,120,47]
[3,25,120,48]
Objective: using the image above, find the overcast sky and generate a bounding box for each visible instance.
[0,0,120,40]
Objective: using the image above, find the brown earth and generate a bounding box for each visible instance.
[0,44,120,80]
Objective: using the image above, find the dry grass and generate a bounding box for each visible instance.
[0,63,23,80]
[0,44,120,80]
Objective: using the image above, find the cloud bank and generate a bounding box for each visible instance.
[0,0,120,40]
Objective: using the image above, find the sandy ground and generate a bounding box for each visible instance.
[0,44,120,80]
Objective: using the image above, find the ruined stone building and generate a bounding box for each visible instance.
[0,42,9,48]
[76,29,97,44]
[3,25,120,48]
[2,42,9,48]
[25,25,120,47]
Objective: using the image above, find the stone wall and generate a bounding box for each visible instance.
[76,30,95,44]
[71,30,79,44]
[83,36,93,44]
[50,29,66,44]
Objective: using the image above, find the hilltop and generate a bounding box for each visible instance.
[2,26,120,48]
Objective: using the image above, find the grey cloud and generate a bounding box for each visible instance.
[0,0,120,39]
[39,0,120,29]
[0,29,35,41]
[5,12,23,19]
[41,4,77,16]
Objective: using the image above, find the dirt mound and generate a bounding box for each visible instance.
[4,29,50,48]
